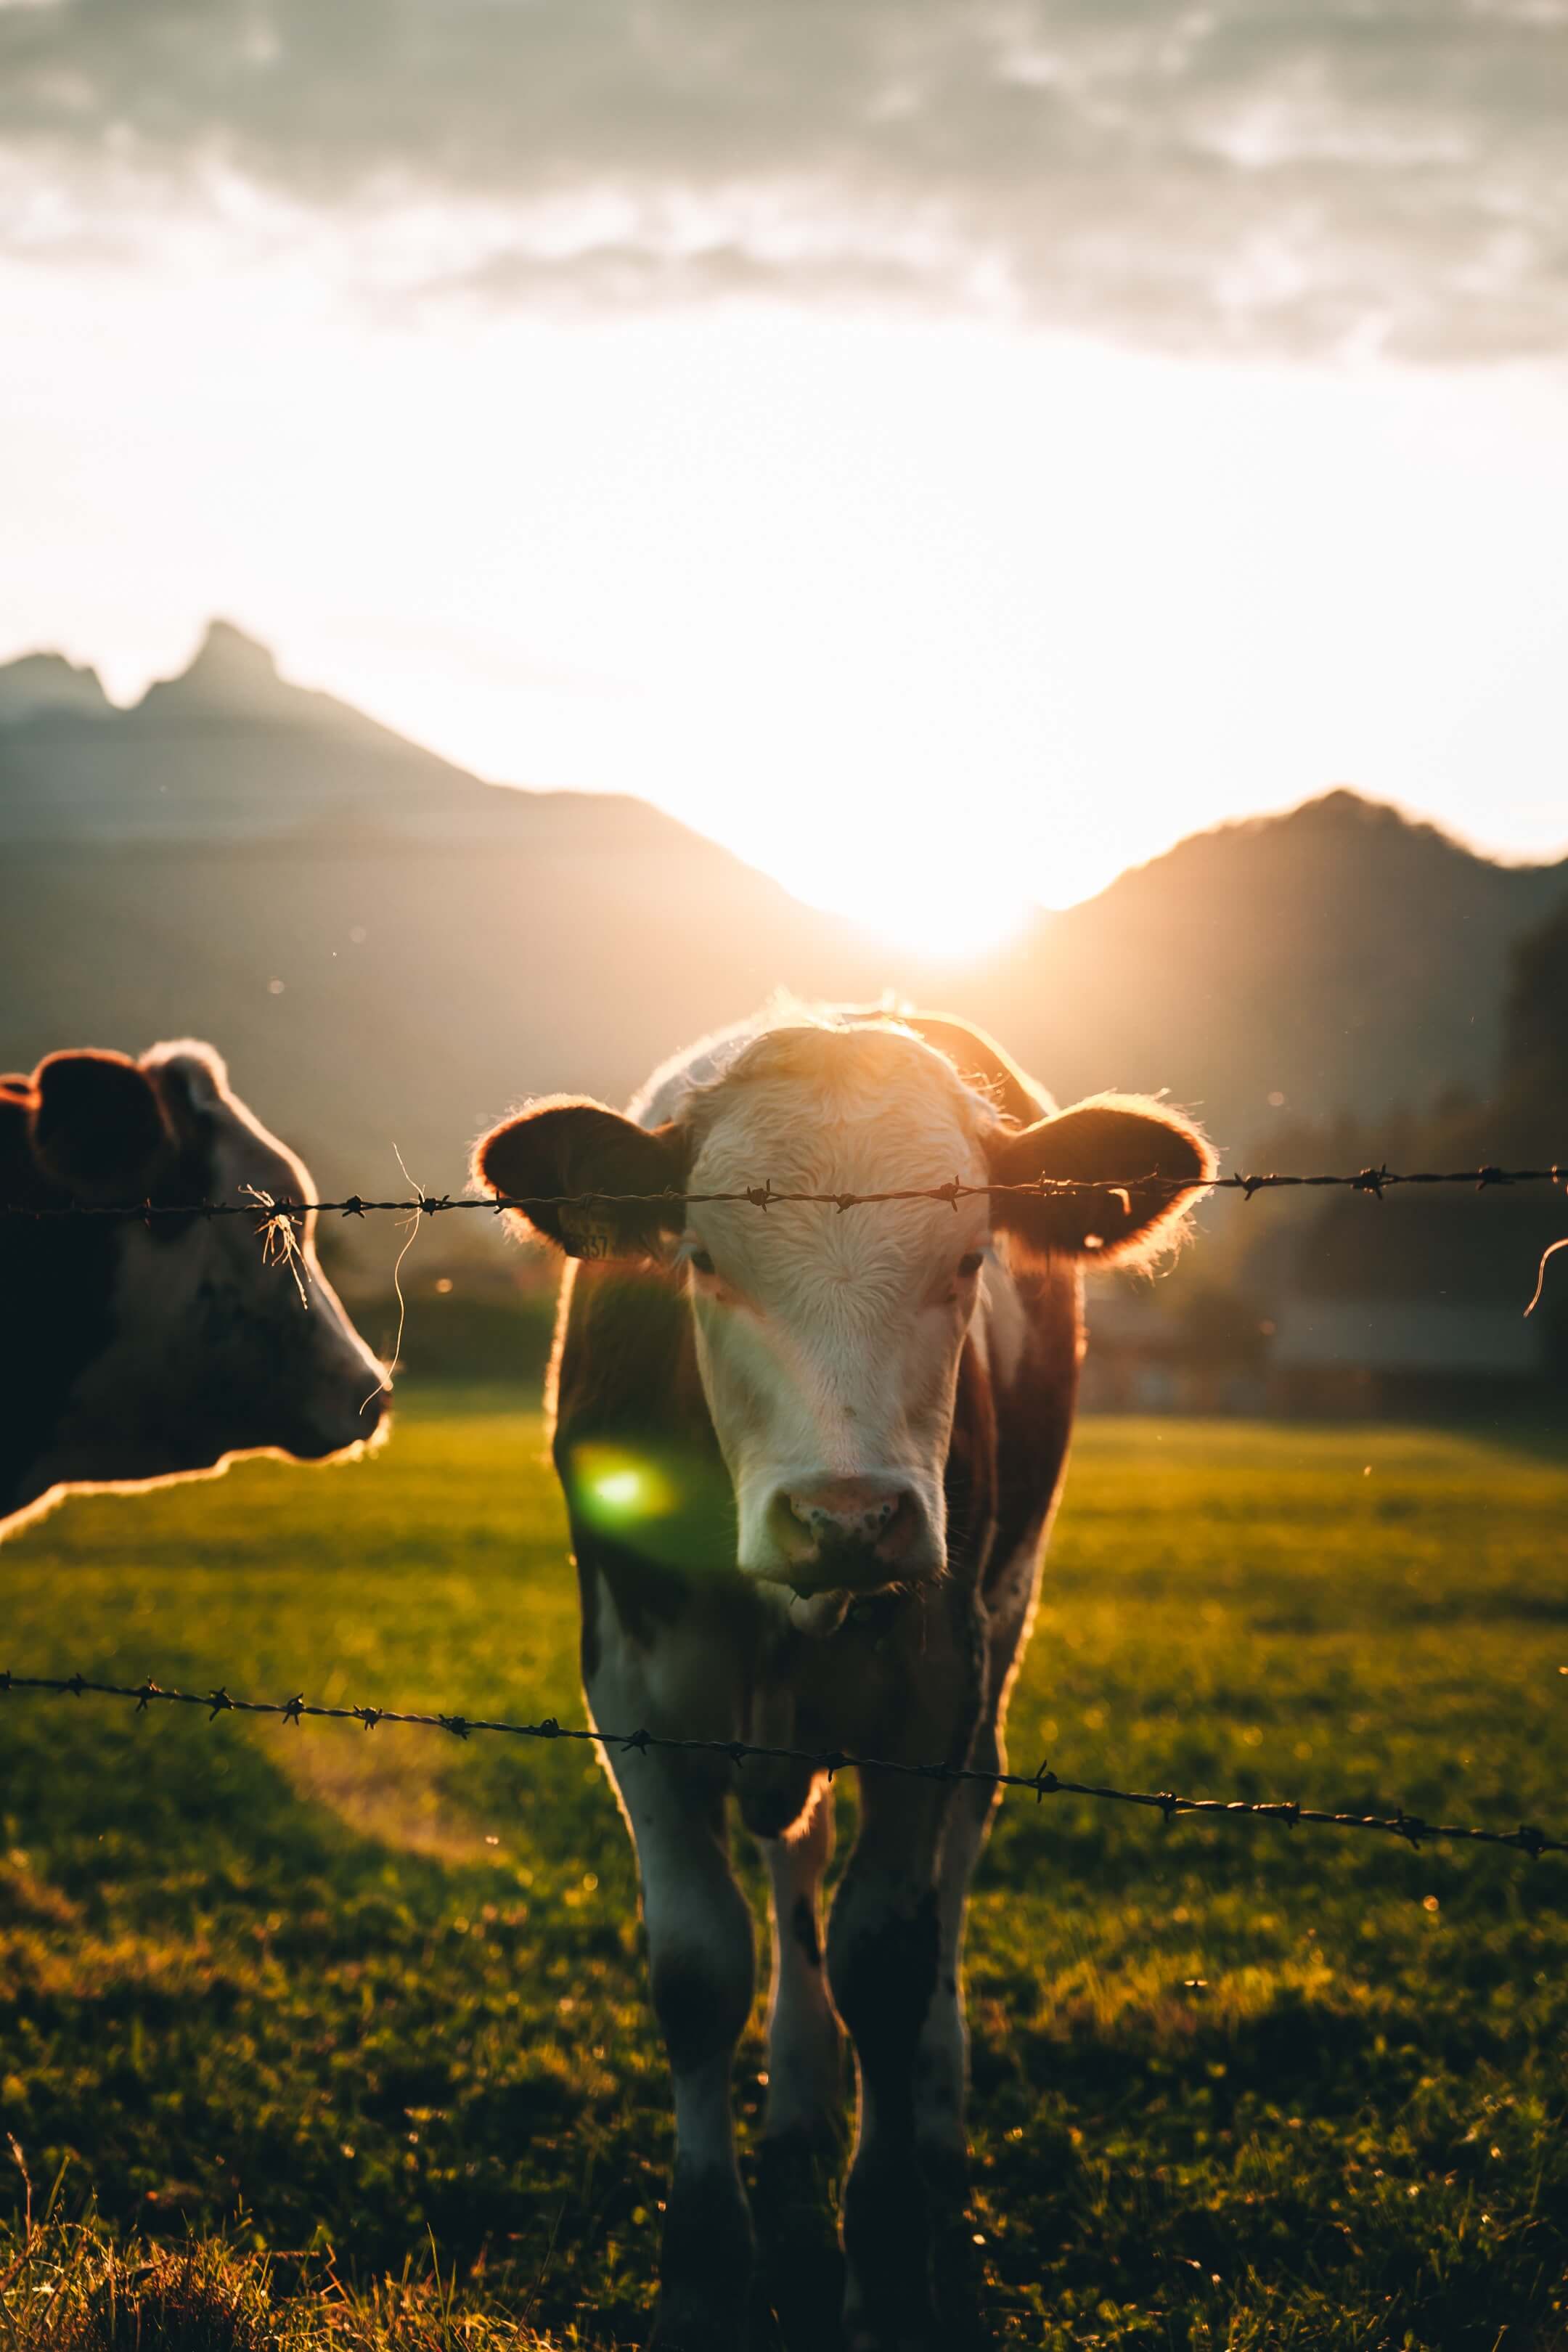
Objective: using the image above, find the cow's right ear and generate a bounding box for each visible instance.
[30,1050,175,1201]
[473,1098,686,1259]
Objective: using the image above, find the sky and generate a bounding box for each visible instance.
[1,1,1566,953]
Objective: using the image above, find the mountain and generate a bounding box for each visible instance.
[0,651,110,726]
[953,791,1568,1163]
[1,618,750,852]
[0,624,897,1214]
[4,625,1565,1244]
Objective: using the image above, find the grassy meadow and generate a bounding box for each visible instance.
[2,1392,1567,2348]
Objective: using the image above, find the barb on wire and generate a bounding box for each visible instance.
[0,1161,1564,1223]
[1,1670,1561,1865]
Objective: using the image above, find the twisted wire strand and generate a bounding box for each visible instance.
[0,1161,1563,1222]
[1,1671,1560,1863]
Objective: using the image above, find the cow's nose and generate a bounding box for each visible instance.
[775,1477,920,1589]
[788,1477,904,1545]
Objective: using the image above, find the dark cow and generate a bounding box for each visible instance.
[476,1006,1212,2351]
[1,1040,388,1538]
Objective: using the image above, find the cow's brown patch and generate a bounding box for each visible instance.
[985,1253,1082,1604]
[552,1252,737,1640]
[0,1067,211,1519]
[848,1006,1047,1127]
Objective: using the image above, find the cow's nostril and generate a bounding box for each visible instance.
[800,1497,891,1534]
[767,1487,817,1564]
[874,1491,917,1562]
[784,1479,918,1556]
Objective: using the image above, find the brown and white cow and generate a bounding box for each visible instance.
[477,1008,1212,2352]
[1,1040,389,1538]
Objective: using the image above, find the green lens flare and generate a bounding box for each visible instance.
[594,1469,643,1510]
[563,1440,737,1569]
[569,1444,679,1532]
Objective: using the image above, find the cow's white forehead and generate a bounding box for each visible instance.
[683,1026,993,1283]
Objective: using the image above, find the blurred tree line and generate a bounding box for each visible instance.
[325,896,1568,1394]
[1142,891,1568,1384]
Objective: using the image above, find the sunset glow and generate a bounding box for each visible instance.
[7,16,1568,2337]
[4,11,1568,957]
[6,267,1567,952]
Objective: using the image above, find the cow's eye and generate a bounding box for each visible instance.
[690,1249,716,1277]
[957,1251,984,1278]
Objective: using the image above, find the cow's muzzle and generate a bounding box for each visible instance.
[282,1371,391,1459]
[762,1474,935,1596]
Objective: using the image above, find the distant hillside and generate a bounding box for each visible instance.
[0,651,110,726]
[4,626,1565,1237]
[0,624,895,1207]
[1,619,764,853]
[955,791,1568,1161]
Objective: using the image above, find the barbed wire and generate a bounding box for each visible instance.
[1,1160,1564,1223]
[1,1670,1561,1863]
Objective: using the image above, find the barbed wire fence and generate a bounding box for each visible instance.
[3,1153,1565,1871]
[1,1670,1562,1866]
[0,1159,1564,1222]
[7,1156,1564,1310]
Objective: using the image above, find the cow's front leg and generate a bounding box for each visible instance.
[607,1740,757,2352]
[916,1542,1042,2185]
[762,1773,843,2149]
[756,1775,847,2346]
[828,1771,953,2351]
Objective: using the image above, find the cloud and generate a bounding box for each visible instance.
[1,0,1564,359]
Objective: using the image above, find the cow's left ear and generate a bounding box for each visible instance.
[987,1095,1214,1267]
[142,1040,230,1140]
[474,1098,687,1259]
[30,1050,176,1201]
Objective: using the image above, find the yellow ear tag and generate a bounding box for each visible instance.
[559,1208,618,1259]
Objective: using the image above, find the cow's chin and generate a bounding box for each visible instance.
[221,1379,391,1466]
[745,1540,945,1642]
[271,1407,391,1463]
[785,1588,854,1640]
[745,1576,852,1641]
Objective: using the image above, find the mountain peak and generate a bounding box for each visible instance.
[1284,786,1430,836]
[0,649,110,724]
[141,619,286,714]
[190,617,280,682]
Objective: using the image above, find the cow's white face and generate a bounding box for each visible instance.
[28,1043,389,1511]
[677,1030,992,1614]
[478,1010,1214,1636]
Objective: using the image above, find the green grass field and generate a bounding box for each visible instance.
[2,1397,1567,2349]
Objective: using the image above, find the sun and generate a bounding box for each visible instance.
[784,852,1043,962]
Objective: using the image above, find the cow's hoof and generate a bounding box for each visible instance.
[840,2150,942,2352]
[648,2306,748,2352]
[653,2159,755,2352]
[843,2286,943,2352]
[754,2131,844,2349]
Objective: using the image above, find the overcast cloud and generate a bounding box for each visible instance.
[1,0,1564,359]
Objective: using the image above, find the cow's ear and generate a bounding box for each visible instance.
[987,1095,1214,1268]
[473,1098,686,1259]
[30,1050,175,1201]
[143,1040,230,1140]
